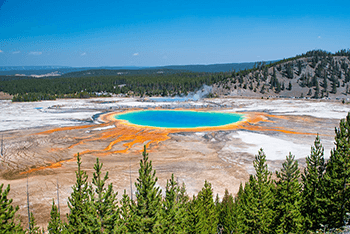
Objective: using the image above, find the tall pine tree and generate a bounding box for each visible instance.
[217,189,235,234]
[235,149,275,233]
[158,174,187,233]
[323,112,350,228]
[27,212,43,234]
[194,180,218,234]
[301,134,326,231]
[47,199,62,234]
[0,183,24,233]
[114,190,136,233]
[274,153,304,233]
[66,153,92,233]
[88,158,119,233]
[133,145,162,233]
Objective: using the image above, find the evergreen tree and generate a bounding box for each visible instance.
[178,182,189,205]
[323,113,350,228]
[297,60,302,75]
[231,183,245,233]
[66,153,92,233]
[47,200,62,234]
[323,76,328,91]
[133,145,162,233]
[186,195,199,234]
[302,135,326,231]
[274,153,304,233]
[217,189,235,234]
[158,174,187,233]
[88,158,119,233]
[114,190,136,233]
[235,176,254,233]
[27,212,43,234]
[236,149,275,233]
[194,180,218,234]
[331,75,337,94]
[314,79,320,98]
[0,183,24,233]
[286,63,294,79]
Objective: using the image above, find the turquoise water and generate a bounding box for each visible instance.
[114,110,244,128]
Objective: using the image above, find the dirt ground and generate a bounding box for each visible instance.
[0,91,13,100]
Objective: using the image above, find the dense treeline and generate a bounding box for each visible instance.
[2,113,350,233]
[0,72,228,102]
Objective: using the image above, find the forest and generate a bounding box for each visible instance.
[0,71,227,102]
[1,112,350,233]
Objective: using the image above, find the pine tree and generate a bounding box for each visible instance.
[231,183,245,233]
[301,135,326,231]
[195,180,219,234]
[27,212,43,234]
[235,176,255,233]
[178,182,189,205]
[0,183,24,233]
[114,190,136,233]
[66,153,92,233]
[47,200,62,234]
[133,145,162,233]
[234,149,275,233]
[274,153,304,233]
[252,149,275,233]
[158,174,187,233]
[314,79,320,98]
[186,195,199,234]
[88,158,119,233]
[331,75,337,94]
[323,76,328,91]
[217,189,235,234]
[323,113,350,228]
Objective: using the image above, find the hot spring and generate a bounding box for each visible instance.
[114,110,244,129]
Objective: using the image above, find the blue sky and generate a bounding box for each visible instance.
[0,0,349,67]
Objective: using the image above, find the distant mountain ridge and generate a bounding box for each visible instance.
[0,62,272,76]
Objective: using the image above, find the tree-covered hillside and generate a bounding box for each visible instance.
[213,49,350,99]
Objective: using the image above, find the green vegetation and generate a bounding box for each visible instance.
[0,71,227,102]
[0,184,25,233]
[2,113,350,233]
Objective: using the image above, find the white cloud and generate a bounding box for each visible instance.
[0,50,3,53]
[133,52,139,56]
[12,51,20,54]
[81,52,86,56]
[318,36,321,39]
[29,51,42,55]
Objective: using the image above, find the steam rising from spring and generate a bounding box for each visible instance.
[149,84,213,102]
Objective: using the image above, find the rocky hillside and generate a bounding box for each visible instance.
[213,50,350,100]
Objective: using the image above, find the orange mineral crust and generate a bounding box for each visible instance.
[21,109,316,174]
